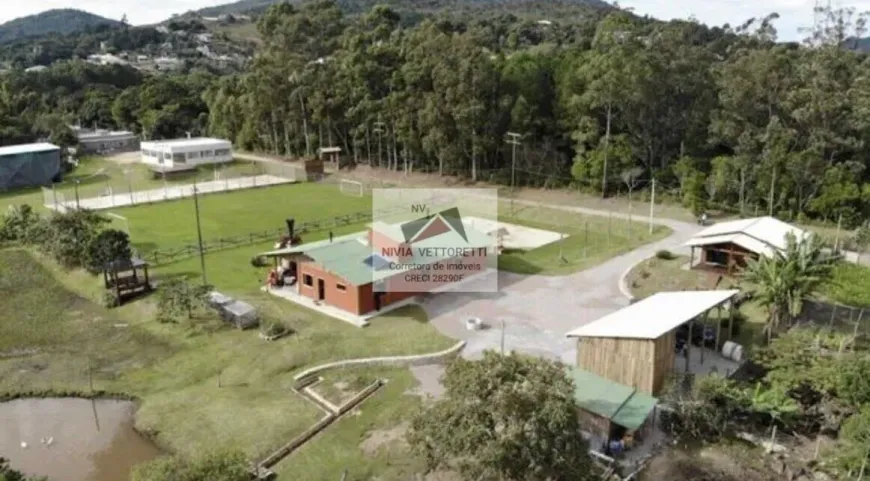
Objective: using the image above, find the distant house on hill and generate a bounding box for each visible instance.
[24,65,48,73]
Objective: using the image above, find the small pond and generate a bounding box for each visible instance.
[0,398,162,481]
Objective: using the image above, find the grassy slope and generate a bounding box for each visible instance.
[0,248,452,465]
[498,202,670,275]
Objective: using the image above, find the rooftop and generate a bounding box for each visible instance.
[568,368,658,430]
[78,129,137,140]
[141,137,231,149]
[566,290,739,340]
[684,216,808,257]
[0,142,60,156]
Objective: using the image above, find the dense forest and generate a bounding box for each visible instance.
[3,0,870,226]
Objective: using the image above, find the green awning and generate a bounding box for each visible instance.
[567,368,658,430]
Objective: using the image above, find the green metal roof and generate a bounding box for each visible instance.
[567,368,658,430]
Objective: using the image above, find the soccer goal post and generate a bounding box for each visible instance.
[339,179,365,197]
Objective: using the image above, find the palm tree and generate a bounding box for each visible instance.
[742,232,836,342]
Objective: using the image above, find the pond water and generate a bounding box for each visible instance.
[0,398,162,481]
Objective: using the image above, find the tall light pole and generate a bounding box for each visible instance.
[193,181,208,285]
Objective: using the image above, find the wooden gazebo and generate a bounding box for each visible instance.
[103,258,152,305]
[317,146,341,168]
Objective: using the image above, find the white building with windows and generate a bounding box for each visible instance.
[140,138,233,172]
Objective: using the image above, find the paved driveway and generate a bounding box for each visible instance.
[421,200,702,363]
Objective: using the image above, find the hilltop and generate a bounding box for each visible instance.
[192,0,612,18]
[0,9,121,44]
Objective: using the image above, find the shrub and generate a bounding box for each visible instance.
[655,249,676,260]
[102,290,120,309]
[250,255,269,268]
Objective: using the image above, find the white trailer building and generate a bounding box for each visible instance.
[140,138,233,172]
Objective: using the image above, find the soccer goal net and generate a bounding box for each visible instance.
[339,179,365,197]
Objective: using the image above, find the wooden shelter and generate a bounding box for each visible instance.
[684,216,808,274]
[103,258,152,305]
[317,146,341,168]
[567,290,739,396]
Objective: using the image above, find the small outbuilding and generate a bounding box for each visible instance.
[568,367,658,444]
[140,137,233,173]
[684,216,808,273]
[567,290,739,396]
[0,142,62,190]
[103,258,152,305]
[208,291,259,329]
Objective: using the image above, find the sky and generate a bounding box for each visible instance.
[0,0,867,42]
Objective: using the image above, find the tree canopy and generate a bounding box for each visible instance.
[407,352,597,481]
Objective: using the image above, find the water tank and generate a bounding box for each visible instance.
[722,341,738,360]
[721,341,744,362]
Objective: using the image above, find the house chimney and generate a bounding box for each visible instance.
[186,131,192,139]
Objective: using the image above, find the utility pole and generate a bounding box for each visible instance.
[648,178,656,235]
[501,319,506,355]
[835,214,843,252]
[739,167,745,216]
[768,167,776,217]
[193,182,208,285]
[506,132,521,216]
[74,179,81,209]
[374,121,386,168]
[506,132,521,192]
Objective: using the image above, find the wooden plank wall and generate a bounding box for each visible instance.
[651,331,676,395]
[576,337,656,395]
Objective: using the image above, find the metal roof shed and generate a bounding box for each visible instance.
[567,290,739,396]
[0,142,61,190]
[220,299,259,330]
[684,217,808,273]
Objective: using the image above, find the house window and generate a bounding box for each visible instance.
[187,151,201,160]
[337,283,346,291]
[202,150,213,158]
[303,274,313,286]
[173,153,186,163]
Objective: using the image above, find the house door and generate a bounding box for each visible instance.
[374,292,385,311]
[317,279,325,301]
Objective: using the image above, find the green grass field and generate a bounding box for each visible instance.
[113,182,371,253]
[0,248,453,475]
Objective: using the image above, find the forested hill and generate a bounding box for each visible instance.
[0,9,121,44]
[192,0,612,18]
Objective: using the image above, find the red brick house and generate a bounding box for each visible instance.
[261,215,494,316]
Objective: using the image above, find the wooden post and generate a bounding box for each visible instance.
[716,305,722,352]
[686,320,693,373]
[769,424,777,454]
[701,310,709,365]
[729,300,735,341]
[689,246,695,269]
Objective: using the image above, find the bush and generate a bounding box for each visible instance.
[655,249,676,260]
[250,255,269,268]
[262,321,289,338]
[102,290,120,309]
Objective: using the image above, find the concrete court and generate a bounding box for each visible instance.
[419,199,704,364]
